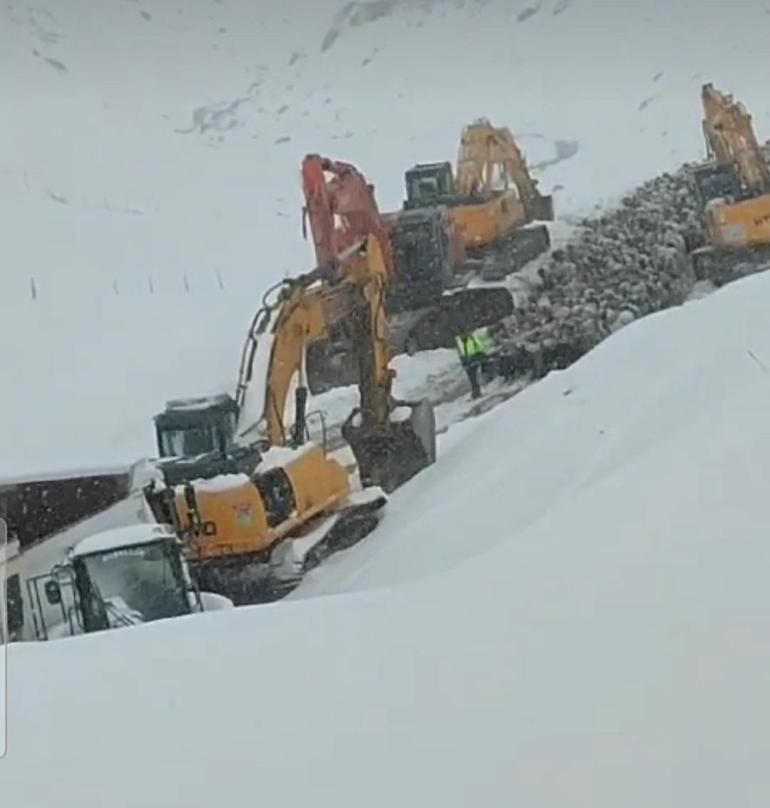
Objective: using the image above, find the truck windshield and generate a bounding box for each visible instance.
[79,541,190,630]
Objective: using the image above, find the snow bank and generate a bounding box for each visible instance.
[3,272,770,806]
[297,272,770,595]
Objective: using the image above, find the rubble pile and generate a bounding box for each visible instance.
[494,164,707,378]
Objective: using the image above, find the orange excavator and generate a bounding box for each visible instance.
[691,83,770,282]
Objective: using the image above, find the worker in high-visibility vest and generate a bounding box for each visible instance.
[455,327,497,399]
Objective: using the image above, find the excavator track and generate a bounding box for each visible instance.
[402,286,515,354]
[189,495,386,605]
[305,224,549,387]
[476,224,551,282]
[692,244,770,286]
[305,285,515,392]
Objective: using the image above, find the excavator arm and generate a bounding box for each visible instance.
[455,118,554,220]
[302,154,395,275]
[701,83,770,197]
[299,153,436,491]
[236,237,393,446]
[690,83,770,280]
[234,233,434,493]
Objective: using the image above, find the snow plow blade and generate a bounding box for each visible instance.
[342,399,437,493]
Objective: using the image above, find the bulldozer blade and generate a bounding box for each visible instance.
[342,398,437,493]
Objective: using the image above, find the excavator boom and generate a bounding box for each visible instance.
[691,83,770,282]
[701,83,770,197]
[455,118,554,221]
[300,154,437,491]
[302,155,395,276]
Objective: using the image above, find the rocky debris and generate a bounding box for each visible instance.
[492,163,708,379]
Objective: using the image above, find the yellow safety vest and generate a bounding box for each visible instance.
[456,329,492,359]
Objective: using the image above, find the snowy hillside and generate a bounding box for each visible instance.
[296,270,770,597]
[3,271,770,805]
[4,0,770,476]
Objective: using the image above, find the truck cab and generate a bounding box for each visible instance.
[43,524,232,636]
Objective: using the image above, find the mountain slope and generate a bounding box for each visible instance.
[3,0,770,476]
[295,269,770,596]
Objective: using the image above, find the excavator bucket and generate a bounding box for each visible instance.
[342,399,437,493]
[532,193,555,222]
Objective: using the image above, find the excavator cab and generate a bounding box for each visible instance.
[404,162,456,208]
[153,394,262,486]
[155,395,239,458]
[692,161,742,210]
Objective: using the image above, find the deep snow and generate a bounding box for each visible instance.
[5,4,770,803]
[3,269,770,806]
[4,0,770,476]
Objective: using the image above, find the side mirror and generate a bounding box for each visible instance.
[44,580,62,605]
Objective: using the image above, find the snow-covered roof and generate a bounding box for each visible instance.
[71,524,177,559]
[184,473,250,495]
[256,443,315,473]
[0,463,130,487]
[164,393,234,412]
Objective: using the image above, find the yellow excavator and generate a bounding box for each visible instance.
[399,118,554,281]
[691,83,770,282]
[146,233,436,603]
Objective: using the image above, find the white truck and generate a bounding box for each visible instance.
[38,524,232,639]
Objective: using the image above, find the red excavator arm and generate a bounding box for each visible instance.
[301,155,395,278]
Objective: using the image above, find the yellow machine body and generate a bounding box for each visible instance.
[448,190,527,250]
[705,193,770,249]
[175,445,351,562]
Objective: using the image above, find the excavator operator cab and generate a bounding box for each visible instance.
[155,394,239,459]
[404,162,455,209]
[693,161,742,210]
[153,394,263,487]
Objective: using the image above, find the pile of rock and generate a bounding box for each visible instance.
[493,164,707,378]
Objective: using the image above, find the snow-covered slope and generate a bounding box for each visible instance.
[4,0,770,476]
[295,269,770,596]
[3,271,770,806]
